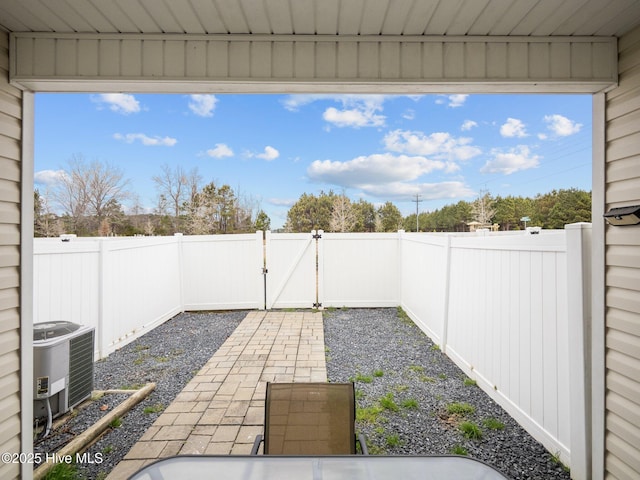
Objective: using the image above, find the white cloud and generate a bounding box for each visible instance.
[361,181,476,200]
[268,198,297,207]
[323,106,385,128]
[93,93,141,114]
[306,151,476,201]
[402,109,416,120]
[448,94,468,108]
[188,94,218,117]
[307,153,446,187]
[113,133,177,146]
[282,94,387,128]
[481,145,540,175]
[544,114,582,137]
[206,143,234,158]
[325,96,387,128]
[436,94,469,108]
[461,120,478,131]
[500,118,528,138]
[282,94,333,111]
[34,169,67,186]
[383,129,481,162]
[255,146,280,161]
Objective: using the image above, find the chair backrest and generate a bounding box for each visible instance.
[263,382,356,455]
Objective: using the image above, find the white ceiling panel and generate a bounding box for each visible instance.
[425,0,466,36]
[359,0,390,35]
[484,0,537,35]
[189,0,228,33]
[65,0,119,33]
[214,0,250,34]
[112,0,160,33]
[0,0,639,37]
[381,0,415,35]
[445,0,490,36]
[139,0,183,33]
[164,0,207,34]
[575,0,640,36]
[553,0,616,36]
[508,0,562,36]
[315,0,340,35]
[266,0,295,35]
[467,0,513,35]
[240,0,272,34]
[336,0,363,36]
[401,1,439,35]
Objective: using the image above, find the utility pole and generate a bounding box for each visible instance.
[412,194,423,232]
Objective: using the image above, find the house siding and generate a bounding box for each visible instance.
[604,24,640,479]
[0,29,22,480]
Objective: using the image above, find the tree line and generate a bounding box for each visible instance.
[284,188,591,233]
[34,156,270,237]
[34,156,591,237]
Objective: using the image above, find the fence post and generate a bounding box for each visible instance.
[97,239,107,359]
[256,231,266,310]
[264,230,272,309]
[315,230,324,309]
[441,234,452,352]
[174,233,184,313]
[565,222,592,480]
[397,230,404,306]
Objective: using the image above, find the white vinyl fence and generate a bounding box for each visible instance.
[33,225,592,476]
[400,228,590,471]
[33,232,263,358]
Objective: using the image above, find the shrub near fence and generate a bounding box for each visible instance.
[33,225,592,475]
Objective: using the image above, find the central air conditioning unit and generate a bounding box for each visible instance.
[33,321,95,432]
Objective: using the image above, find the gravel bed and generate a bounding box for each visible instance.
[33,311,245,479]
[323,307,571,480]
[34,308,571,479]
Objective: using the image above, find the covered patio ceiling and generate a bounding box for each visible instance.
[4,1,640,94]
[1,0,640,37]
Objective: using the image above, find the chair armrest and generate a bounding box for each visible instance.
[250,434,263,455]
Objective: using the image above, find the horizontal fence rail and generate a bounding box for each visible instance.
[33,225,592,476]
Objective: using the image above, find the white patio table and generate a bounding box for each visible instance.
[127,455,512,480]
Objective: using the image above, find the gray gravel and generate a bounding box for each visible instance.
[34,311,245,479]
[323,307,571,480]
[34,308,571,479]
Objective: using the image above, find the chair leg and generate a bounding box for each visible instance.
[357,434,369,455]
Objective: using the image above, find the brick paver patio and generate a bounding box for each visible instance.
[107,310,327,479]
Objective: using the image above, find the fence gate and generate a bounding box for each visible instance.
[264,230,321,309]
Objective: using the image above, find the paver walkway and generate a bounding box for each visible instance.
[107,310,327,479]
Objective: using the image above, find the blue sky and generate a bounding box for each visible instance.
[34,93,592,229]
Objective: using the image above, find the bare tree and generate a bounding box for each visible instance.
[186,167,202,207]
[472,191,496,225]
[86,160,130,222]
[50,155,130,235]
[330,193,356,232]
[50,154,89,232]
[152,164,189,227]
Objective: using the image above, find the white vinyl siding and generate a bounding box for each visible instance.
[0,29,22,480]
[604,24,640,480]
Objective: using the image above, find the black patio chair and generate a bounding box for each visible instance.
[251,382,368,455]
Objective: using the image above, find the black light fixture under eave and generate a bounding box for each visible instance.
[603,205,640,226]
